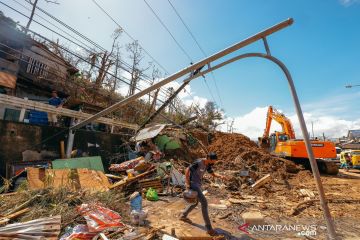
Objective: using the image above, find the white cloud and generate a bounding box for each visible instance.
[160,81,193,100]
[184,95,208,109]
[339,0,360,6]
[221,106,360,140]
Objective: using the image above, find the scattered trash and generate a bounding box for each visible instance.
[130,209,148,226]
[146,187,159,201]
[77,203,125,232]
[109,157,144,172]
[130,191,142,212]
[139,177,163,193]
[60,224,97,240]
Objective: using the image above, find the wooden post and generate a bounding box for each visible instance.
[60,141,65,159]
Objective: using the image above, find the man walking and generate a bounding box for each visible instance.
[180,152,226,236]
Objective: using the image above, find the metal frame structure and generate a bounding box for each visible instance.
[66,18,337,239]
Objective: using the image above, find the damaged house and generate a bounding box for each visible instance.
[0,14,137,178]
[0,12,78,122]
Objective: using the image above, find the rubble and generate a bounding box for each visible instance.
[0,129,359,239]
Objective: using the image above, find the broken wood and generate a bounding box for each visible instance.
[218,212,232,219]
[5,194,41,216]
[0,208,30,225]
[109,167,156,189]
[290,199,317,215]
[251,174,271,189]
[228,198,242,204]
[0,192,18,197]
[105,174,124,180]
[99,233,109,240]
[299,189,315,199]
[106,226,129,238]
[208,204,227,210]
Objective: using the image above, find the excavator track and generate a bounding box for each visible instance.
[288,157,339,175]
[317,159,339,175]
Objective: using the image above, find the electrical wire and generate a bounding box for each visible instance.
[12,0,96,52]
[166,0,224,108]
[143,0,193,63]
[91,0,169,75]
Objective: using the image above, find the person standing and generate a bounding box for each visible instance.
[180,152,227,236]
[48,90,63,126]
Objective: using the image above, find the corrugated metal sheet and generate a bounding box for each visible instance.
[135,124,166,141]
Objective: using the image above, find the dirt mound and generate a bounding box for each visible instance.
[187,131,298,179]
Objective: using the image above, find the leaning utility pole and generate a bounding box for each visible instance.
[25,0,39,33]
[66,18,338,239]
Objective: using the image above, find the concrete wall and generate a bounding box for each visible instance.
[0,120,128,178]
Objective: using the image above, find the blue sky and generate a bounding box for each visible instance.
[2,0,360,138]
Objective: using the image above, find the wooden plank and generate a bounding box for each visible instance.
[109,168,156,189]
[0,208,30,225]
[0,94,138,129]
[251,174,271,189]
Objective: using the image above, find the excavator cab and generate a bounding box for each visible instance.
[269,132,289,151]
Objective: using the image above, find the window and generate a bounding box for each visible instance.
[4,108,20,121]
[26,57,48,77]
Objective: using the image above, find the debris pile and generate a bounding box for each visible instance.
[186,131,299,183]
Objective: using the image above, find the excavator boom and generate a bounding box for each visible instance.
[263,106,296,139]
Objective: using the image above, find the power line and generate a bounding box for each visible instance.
[166,0,224,108]
[12,0,96,52]
[12,0,174,101]
[143,0,193,63]
[91,0,169,75]
[145,0,218,106]
[203,76,217,104]
[166,0,207,57]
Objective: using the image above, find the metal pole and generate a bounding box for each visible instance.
[263,54,338,240]
[66,129,75,158]
[172,52,338,239]
[69,18,293,131]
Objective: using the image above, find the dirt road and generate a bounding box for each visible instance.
[144,169,360,239]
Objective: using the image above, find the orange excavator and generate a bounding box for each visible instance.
[259,106,338,175]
